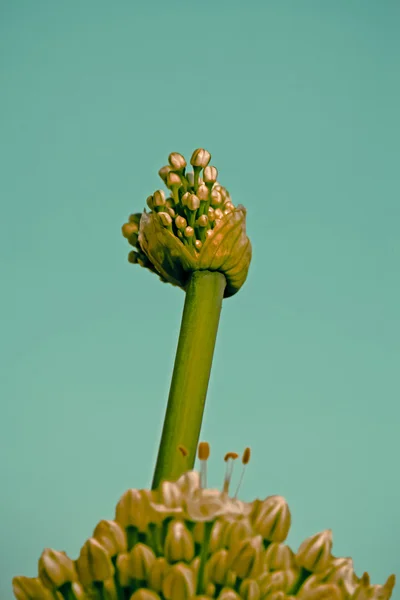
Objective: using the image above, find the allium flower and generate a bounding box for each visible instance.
[121,148,252,297]
[13,444,395,600]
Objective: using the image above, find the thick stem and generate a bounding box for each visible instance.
[151,270,226,489]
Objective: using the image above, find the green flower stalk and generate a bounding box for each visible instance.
[121,149,252,487]
[12,149,396,599]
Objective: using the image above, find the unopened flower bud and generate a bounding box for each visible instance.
[239,579,261,600]
[164,520,195,563]
[159,212,172,228]
[129,543,156,580]
[258,569,299,596]
[148,557,170,592]
[228,535,263,579]
[147,195,154,210]
[217,589,241,600]
[12,577,54,600]
[158,165,172,183]
[169,152,187,171]
[295,530,332,573]
[166,171,182,189]
[162,563,196,600]
[195,239,202,250]
[181,192,191,206]
[76,538,114,586]
[297,581,342,600]
[214,208,224,220]
[203,166,218,184]
[130,590,162,600]
[211,189,222,207]
[264,543,295,571]
[206,549,231,585]
[128,250,139,264]
[184,226,194,238]
[153,190,166,207]
[223,519,253,549]
[197,184,209,201]
[207,207,215,221]
[197,215,208,228]
[122,222,139,239]
[186,194,200,211]
[93,520,127,557]
[175,216,187,230]
[115,489,154,532]
[38,549,77,589]
[253,496,291,542]
[190,148,211,168]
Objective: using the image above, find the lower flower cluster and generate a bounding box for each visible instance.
[13,464,395,600]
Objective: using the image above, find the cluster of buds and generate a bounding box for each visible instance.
[13,444,395,600]
[121,149,252,297]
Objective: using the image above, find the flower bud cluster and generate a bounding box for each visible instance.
[121,149,252,297]
[13,455,395,600]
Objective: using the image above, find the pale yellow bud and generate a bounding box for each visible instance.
[206,549,231,585]
[146,195,154,210]
[129,543,156,580]
[115,488,154,532]
[223,519,253,549]
[197,215,208,228]
[190,148,211,168]
[115,553,132,587]
[216,589,241,600]
[264,542,296,571]
[296,530,332,573]
[175,216,187,230]
[197,184,209,200]
[158,165,172,183]
[211,189,223,207]
[228,535,263,579]
[166,171,182,189]
[130,589,162,600]
[122,222,139,239]
[148,557,170,592]
[38,549,77,589]
[168,152,187,171]
[239,578,261,600]
[207,207,215,221]
[252,495,291,542]
[12,577,54,600]
[203,165,218,184]
[181,192,191,206]
[153,190,166,207]
[258,568,299,596]
[93,520,127,557]
[195,239,203,250]
[164,520,195,563]
[186,194,200,211]
[162,563,196,600]
[214,208,224,220]
[184,226,194,238]
[297,582,342,600]
[159,212,172,227]
[76,538,114,586]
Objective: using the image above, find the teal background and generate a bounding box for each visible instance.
[1,0,399,597]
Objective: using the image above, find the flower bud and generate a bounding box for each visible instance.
[164,520,195,563]
[122,222,139,239]
[38,549,77,589]
[12,577,54,600]
[239,579,261,600]
[297,581,342,600]
[295,530,332,573]
[76,538,114,586]
[146,195,154,210]
[162,563,196,600]
[190,148,211,168]
[228,535,264,579]
[223,519,253,549]
[169,152,187,171]
[258,569,299,597]
[184,226,194,238]
[166,171,182,189]
[175,216,187,230]
[264,543,296,571]
[252,496,291,543]
[203,166,218,184]
[197,215,208,228]
[130,590,162,600]
[195,239,202,250]
[153,190,166,207]
[148,557,170,592]
[115,488,154,532]
[210,189,222,207]
[206,549,231,585]
[93,520,127,557]
[217,589,241,600]
[159,212,173,228]
[129,543,156,580]
[158,165,172,183]
[186,194,200,211]
[197,184,209,200]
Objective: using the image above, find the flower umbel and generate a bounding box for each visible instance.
[13,444,395,600]
[121,149,252,297]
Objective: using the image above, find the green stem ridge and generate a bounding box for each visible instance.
[151,270,226,489]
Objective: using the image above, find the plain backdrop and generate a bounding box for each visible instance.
[1,1,399,598]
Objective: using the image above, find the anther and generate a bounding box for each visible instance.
[222,451,239,495]
[234,447,251,498]
[198,442,210,488]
